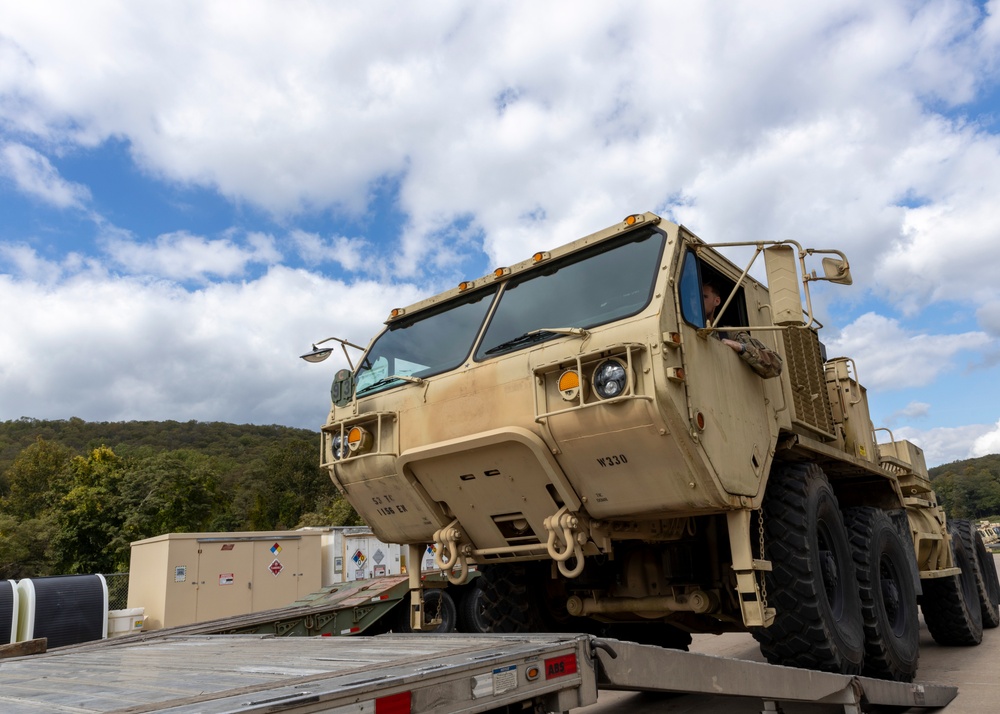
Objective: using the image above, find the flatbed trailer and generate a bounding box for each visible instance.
[0,632,957,713]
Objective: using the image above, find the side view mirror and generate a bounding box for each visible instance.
[821,257,853,285]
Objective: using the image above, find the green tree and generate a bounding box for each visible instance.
[1,437,72,519]
[51,446,130,574]
[0,512,59,579]
[113,450,222,555]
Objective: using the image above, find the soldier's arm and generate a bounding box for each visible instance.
[729,331,783,379]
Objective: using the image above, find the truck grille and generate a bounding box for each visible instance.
[781,328,835,439]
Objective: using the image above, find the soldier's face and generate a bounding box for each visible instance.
[703,287,720,317]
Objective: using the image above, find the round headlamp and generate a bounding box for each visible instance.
[347,425,373,455]
[592,358,630,400]
[330,433,345,461]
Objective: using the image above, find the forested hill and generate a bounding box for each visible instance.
[0,418,361,580]
[929,453,1000,520]
[0,417,318,474]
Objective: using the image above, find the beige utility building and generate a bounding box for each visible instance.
[127,530,323,630]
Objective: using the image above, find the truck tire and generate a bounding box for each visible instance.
[393,588,457,633]
[457,582,491,633]
[972,527,1000,629]
[844,507,920,681]
[921,519,983,646]
[751,462,865,674]
[477,564,540,633]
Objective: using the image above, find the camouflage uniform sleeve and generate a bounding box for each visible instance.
[733,331,783,379]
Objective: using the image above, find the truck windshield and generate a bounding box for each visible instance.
[355,285,498,396]
[474,228,665,360]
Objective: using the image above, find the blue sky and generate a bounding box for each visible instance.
[2,0,1000,466]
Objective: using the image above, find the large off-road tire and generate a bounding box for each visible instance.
[603,622,693,651]
[456,582,491,634]
[751,463,865,674]
[477,564,542,633]
[844,507,920,681]
[393,588,457,633]
[921,519,983,646]
[972,527,1000,629]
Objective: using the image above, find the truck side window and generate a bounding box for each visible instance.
[679,251,704,328]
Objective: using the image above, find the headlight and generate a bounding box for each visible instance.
[347,426,373,455]
[330,433,345,460]
[592,358,630,399]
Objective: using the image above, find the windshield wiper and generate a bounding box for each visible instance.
[483,327,590,356]
[356,374,426,396]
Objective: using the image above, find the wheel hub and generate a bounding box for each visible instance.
[820,549,839,594]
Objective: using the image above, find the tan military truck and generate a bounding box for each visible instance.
[303,212,1000,683]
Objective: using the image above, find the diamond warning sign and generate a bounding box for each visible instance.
[269,559,283,576]
[352,549,366,567]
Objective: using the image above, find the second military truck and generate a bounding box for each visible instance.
[303,212,1000,683]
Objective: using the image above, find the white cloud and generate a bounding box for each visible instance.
[827,312,993,391]
[102,231,280,281]
[972,419,1000,458]
[290,230,370,273]
[0,142,90,209]
[0,268,423,427]
[890,422,998,466]
[0,243,65,283]
[886,401,932,425]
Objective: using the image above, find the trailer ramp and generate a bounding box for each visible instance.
[593,638,957,713]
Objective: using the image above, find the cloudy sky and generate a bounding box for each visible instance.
[2,1,1000,466]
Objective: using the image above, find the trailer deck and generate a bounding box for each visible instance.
[0,633,596,713]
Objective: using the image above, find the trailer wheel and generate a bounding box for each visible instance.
[844,507,919,681]
[393,588,457,633]
[751,462,865,674]
[921,519,983,646]
[972,527,1000,629]
[477,564,540,633]
[457,582,491,633]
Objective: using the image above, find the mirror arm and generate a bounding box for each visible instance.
[312,336,368,371]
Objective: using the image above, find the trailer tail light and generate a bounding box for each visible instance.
[544,653,577,679]
[375,691,411,713]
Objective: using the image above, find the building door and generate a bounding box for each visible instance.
[251,539,301,612]
[195,539,253,622]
